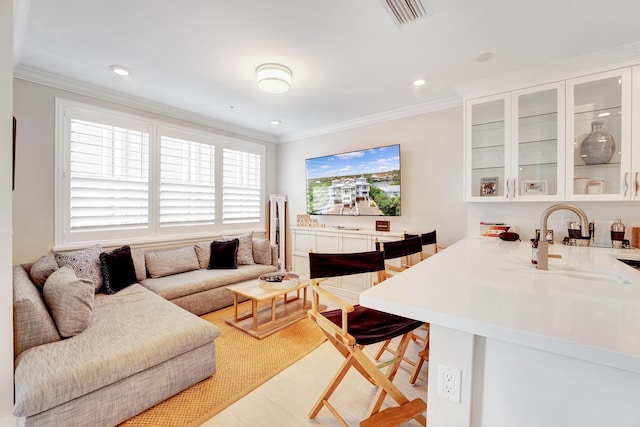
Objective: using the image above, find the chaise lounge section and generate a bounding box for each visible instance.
[13,235,279,426]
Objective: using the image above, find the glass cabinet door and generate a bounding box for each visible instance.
[466,94,510,200]
[512,83,564,200]
[566,68,631,199]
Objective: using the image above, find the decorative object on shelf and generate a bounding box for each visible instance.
[296,214,325,228]
[258,272,300,290]
[586,180,604,194]
[480,176,498,196]
[522,179,548,195]
[579,121,616,165]
[535,229,554,244]
[375,220,390,232]
[610,219,625,249]
[573,177,588,194]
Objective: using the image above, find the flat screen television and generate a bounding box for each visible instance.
[305,144,401,216]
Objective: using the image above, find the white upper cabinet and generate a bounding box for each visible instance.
[465,94,510,201]
[566,68,632,200]
[465,83,564,202]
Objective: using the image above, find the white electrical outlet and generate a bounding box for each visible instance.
[437,364,461,403]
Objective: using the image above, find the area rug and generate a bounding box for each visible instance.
[119,301,326,427]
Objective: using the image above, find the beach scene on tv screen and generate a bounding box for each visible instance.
[305,145,400,216]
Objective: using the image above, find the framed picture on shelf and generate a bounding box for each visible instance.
[523,179,547,195]
[480,176,498,196]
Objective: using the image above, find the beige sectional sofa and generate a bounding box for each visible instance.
[13,236,279,426]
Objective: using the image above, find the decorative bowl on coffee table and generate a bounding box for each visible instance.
[259,272,300,290]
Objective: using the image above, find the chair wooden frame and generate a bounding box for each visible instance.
[307,250,426,427]
[404,230,440,261]
[375,234,436,385]
[374,236,424,284]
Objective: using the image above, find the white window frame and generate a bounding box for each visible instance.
[55,99,266,249]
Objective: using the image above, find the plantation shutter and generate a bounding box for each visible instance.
[222,148,261,224]
[69,119,149,231]
[159,136,215,225]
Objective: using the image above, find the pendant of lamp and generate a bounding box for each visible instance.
[256,63,292,94]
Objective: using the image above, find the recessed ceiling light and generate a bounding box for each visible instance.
[476,52,494,63]
[413,79,427,86]
[598,112,611,117]
[110,65,130,76]
[270,119,282,125]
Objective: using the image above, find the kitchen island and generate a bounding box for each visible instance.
[360,237,640,427]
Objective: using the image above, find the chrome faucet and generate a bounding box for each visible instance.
[538,204,590,270]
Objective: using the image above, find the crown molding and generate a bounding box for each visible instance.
[280,96,462,143]
[13,65,278,144]
[456,41,640,100]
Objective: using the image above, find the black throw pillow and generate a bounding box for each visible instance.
[99,245,138,294]
[209,239,239,269]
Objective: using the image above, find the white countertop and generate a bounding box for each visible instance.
[360,237,640,373]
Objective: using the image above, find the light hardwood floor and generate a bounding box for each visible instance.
[201,333,428,426]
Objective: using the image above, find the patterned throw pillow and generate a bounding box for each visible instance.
[43,267,94,338]
[54,244,103,291]
[209,239,239,269]
[99,246,138,294]
[223,232,255,265]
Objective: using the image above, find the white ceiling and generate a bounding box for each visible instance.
[13,0,640,142]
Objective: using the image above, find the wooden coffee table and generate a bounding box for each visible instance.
[224,273,325,339]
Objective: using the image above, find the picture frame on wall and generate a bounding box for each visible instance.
[522,179,547,195]
[480,176,498,196]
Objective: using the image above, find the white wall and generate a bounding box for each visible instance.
[1,1,14,425]
[467,201,640,247]
[12,78,278,264]
[277,107,468,269]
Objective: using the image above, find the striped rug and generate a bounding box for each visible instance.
[120,301,326,427]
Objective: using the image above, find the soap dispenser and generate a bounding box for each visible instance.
[611,219,625,249]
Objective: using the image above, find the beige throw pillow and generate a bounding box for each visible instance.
[43,267,95,338]
[145,246,200,278]
[252,238,272,265]
[195,241,212,269]
[130,247,147,282]
[29,255,59,290]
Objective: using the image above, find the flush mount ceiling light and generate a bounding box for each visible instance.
[256,63,292,94]
[109,65,130,76]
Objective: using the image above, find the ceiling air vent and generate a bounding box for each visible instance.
[383,0,430,26]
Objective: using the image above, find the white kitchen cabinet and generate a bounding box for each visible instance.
[291,227,403,301]
[465,83,565,202]
[566,68,633,200]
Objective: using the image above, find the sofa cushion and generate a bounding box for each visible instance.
[99,246,138,294]
[252,238,272,266]
[29,255,59,290]
[43,267,95,338]
[145,246,200,278]
[130,247,147,282]
[141,264,278,301]
[13,284,220,418]
[209,239,238,269]
[13,265,62,357]
[54,244,103,291]
[195,241,212,269]
[223,232,254,265]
